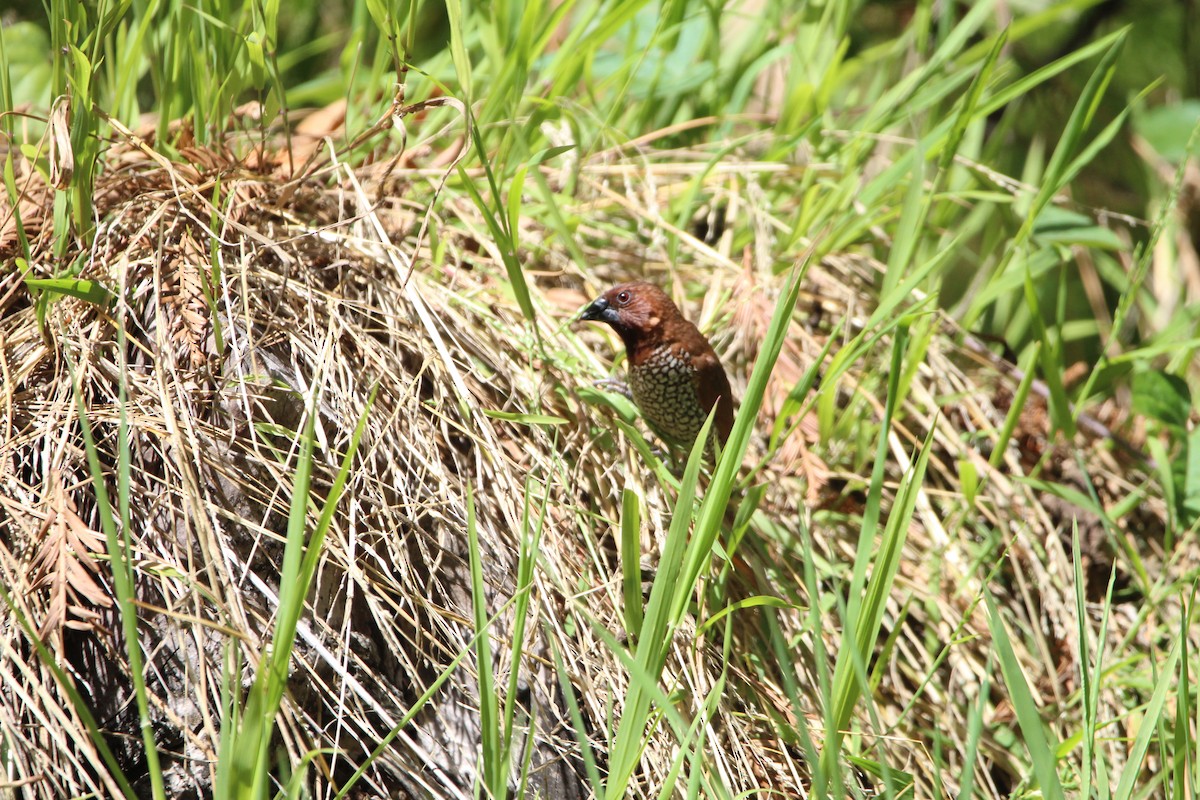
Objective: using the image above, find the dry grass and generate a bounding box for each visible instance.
[0,109,1173,798]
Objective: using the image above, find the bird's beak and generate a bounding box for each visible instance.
[579,296,618,324]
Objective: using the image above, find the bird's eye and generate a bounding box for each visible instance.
[616,290,631,305]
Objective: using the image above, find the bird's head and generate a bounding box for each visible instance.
[578,282,675,349]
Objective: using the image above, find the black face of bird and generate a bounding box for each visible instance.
[578,295,620,325]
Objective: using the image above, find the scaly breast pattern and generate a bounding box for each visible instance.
[628,344,708,446]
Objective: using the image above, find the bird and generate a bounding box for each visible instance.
[579,282,735,452]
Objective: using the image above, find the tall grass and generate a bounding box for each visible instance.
[4,0,1198,797]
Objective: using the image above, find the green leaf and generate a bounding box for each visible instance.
[577,384,639,423]
[1022,266,1074,437]
[529,144,577,165]
[363,0,390,29]
[481,409,568,425]
[1132,370,1191,428]
[620,488,643,637]
[958,457,979,507]
[466,482,503,796]
[1027,27,1126,227]
[445,0,473,101]
[1113,631,1183,798]
[846,755,915,800]
[507,164,527,251]
[1134,100,1200,162]
[985,589,1066,800]
[1032,206,1123,250]
[25,277,115,306]
[991,342,1041,468]
[1183,426,1200,525]
[697,596,795,637]
[606,403,715,798]
[244,30,266,86]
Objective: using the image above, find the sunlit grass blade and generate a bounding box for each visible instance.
[501,472,548,763]
[676,260,812,618]
[958,653,992,800]
[965,27,1128,330]
[549,637,606,794]
[467,481,503,797]
[621,487,645,636]
[989,341,1041,468]
[1172,591,1194,800]
[65,342,166,800]
[1021,264,1073,437]
[605,402,714,799]
[222,380,375,797]
[1063,452,1123,798]
[1113,611,1184,799]
[984,587,1065,800]
[821,322,935,779]
[333,594,525,799]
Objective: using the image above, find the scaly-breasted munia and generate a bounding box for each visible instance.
[580,282,734,450]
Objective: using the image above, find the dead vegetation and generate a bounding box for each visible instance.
[0,108,1172,798]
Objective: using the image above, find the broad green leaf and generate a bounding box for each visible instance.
[25,277,115,306]
[1132,370,1191,428]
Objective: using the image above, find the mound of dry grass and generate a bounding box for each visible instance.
[0,111,1170,798]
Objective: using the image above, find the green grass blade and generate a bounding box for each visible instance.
[621,487,645,637]
[822,323,935,776]
[467,481,503,797]
[1113,596,1185,799]
[984,588,1065,800]
[501,473,547,767]
[605,403,714,799]
[67,345,166,799]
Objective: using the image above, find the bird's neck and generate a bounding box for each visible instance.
[623,330,669,366]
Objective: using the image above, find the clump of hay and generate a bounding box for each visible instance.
[0,109,1169,798]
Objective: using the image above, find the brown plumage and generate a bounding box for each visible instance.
[579,282,734,449]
